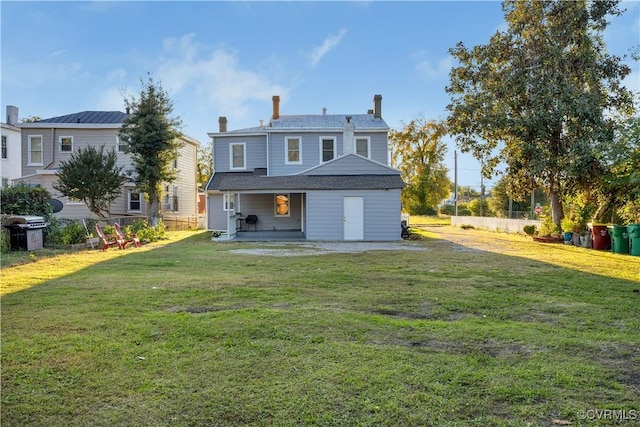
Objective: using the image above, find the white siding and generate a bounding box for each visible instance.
[1,124,22,185]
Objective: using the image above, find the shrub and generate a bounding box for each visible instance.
[61,222,87,245]
[45,218,91,246]
[0,229,10,254]
[129,219,166,242]
[523,225,537,236]
[0,184,53,220]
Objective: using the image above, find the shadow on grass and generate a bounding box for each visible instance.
[2,229,639,426]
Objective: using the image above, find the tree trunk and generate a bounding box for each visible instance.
[549,189,564,229]
[148,190,160,228]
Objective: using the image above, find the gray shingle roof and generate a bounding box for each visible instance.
[207,172,404,191]
[37,111,127,124]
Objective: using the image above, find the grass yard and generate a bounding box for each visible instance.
[1,227,639,426]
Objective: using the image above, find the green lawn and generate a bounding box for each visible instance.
[1,229,639,426]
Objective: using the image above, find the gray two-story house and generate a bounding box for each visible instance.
[16,111,200,227]
[205,95,405,241]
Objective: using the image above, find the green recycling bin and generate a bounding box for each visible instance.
[607,225,629,254]
[628,224,640,256]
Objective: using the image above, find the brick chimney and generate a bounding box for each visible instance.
[218,116,227,133]
[373,94,382,119]
[272,95,280,120]
[6,106,18,126]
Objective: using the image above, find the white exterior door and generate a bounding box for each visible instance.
[343,196,364,240]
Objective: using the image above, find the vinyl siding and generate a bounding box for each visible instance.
[303,154,397,176]
[1,125,22,183]
[269,131,388,176]
[163,140,198,218]
[21,128,128,176]
[236,193,303,231]
[306,189,401,241]
[368,133,389,165]
[207,193,228,230]
[17,128,198,221]
[213,135,267,172]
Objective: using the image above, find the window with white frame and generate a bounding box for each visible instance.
[28,135,43,165]
[223,193,235,211]
[230,143,246,170]
[1,178,9,188]
[1,135,7,159]
[275,194,290,217]
[116,135,129,153]
[164,185,178,211]
[128,192,142,212]
[320,137,335,162]
[286,137,301,164]
[59,136,73,153]
[356,137,370,158]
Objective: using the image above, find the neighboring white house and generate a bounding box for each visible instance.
[205,95,405,241]
[15,110,201,228]
[1,106,23,188]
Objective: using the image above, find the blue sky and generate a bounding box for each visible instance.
[2,1,638,190]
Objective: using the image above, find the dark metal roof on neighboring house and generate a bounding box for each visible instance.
[207,172,405,192]
[36,111,128,124]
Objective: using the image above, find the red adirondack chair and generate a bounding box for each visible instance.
[95,224,121,251]
[114,223,141,249]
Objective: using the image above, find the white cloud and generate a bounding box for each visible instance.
[307,29,348,68]
[156,34,288,121]
[414,55,454,80]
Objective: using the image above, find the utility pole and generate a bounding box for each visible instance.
[454,151,458,216]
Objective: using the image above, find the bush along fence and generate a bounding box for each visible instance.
[451,216,541,234]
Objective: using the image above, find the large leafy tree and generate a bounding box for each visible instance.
[197,141,213,189]
[119,75,183,225]
[53,145,127,218]
[390,118,451,215]
[596,115,640,222]
[446,0,634,227]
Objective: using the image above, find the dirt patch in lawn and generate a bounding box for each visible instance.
[229,241,428,257]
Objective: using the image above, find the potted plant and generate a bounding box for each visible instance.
[561,217,576,244]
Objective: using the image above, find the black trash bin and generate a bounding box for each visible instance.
[4,215,49,251]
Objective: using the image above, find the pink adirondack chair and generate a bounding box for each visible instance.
[114,223,141,249]
[95,224,121,251]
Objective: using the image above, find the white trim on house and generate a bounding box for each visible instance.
[295,153,401,175]
[116,135,128,152]
[59,136,74,153]
[274,193,291,217]
[285,136,302,165]
[319,136,337,163]
[229,142,246,170]
[127,191,142,213]
[28,135,44,166]
[355,136,371,158]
